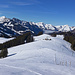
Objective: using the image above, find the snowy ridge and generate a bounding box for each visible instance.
[0,16,75,37]
[31,22,75,32]
[0,34,75,75]
[0,16,6,22]
[0,16,10,23]
[34,22,56,30]
[55,25,72,32]
[0,16,43,37]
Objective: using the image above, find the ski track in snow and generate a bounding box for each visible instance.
[0,34,75,75]
[0,64,42,75]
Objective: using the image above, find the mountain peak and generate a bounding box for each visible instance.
[0,16,75,36]
[63,24,69,27]
[0,16,6,23]
[0,16,6,19]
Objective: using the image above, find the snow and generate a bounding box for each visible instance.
[55,25,72,32]
[0,37,14,43]
[36,22,46,30]
[0,16,6,20]
[33,21,75,32]
[34,21,75,32]
[0,16,10,23]
[0,16,6,23]
[0,34,75,75]
[0,16,75,37]
[45,24,55,30]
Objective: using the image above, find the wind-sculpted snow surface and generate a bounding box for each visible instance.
[0,34,75,75]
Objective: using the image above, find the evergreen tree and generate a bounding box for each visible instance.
[0,48,8,58]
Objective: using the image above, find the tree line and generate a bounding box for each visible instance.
[49,31,75,51]
[0,31,34,58]
[64,32,75,51]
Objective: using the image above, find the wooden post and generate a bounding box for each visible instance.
[65,61,67,66]
[60,61,61,65]
[54,53,56,64]
[70,61,71,67]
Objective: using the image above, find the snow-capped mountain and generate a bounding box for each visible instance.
[0,16,43,37]
[31,22,75,32]
[33,22,57,31]
[55,25,73,32]
[0,16,75,37]
[0,16,10,23]
[35,22,46,30]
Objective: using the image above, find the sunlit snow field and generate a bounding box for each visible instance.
[0,34,75,75]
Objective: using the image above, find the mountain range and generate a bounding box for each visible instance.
[0,16,75,37]
[33,22,75,31]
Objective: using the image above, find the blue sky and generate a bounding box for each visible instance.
[0,0,75,26]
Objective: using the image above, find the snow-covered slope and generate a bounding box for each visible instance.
[45,24,56,30]
[0,37,14,43]
[34,22,56,31]
[55,25,73,32]
[0,34,75,75]
[35,22,46,30]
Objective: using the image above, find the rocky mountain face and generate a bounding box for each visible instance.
[0,16,43,37]
[71,29,75,34]
[0,16,75,38]
[34,22,75,32]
